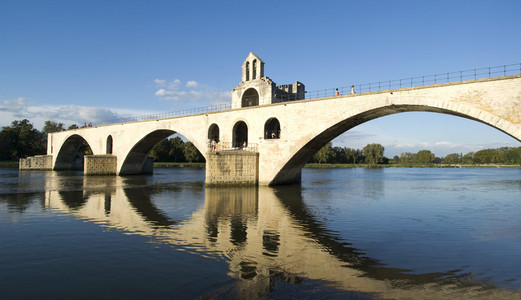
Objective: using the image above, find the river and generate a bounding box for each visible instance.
[1,167,520,299]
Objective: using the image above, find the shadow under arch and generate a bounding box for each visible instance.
[54,134,93,170]
[272,104,521,185]
[120,129,176,175]
[119,129,206,175]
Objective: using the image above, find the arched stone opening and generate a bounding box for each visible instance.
[120,129,175,175]
[208,124,220,143]
[269,104,521,186]
[106,135,113,154]
[233,121,248,148]
[252,59,257,80]
[54,134,93,170]
[242,88,259,107]
[264,118,281,139]
[245,62,250,81]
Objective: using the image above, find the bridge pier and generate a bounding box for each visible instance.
[206,151,259,186]
[19,155,53,170]
[84,155,117,175]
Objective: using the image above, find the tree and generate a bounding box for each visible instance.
[0,119,45,160]
[413,150,435,163]
[442,153,461,164]
[184,141,203,163]
[150,139,172,162]
[42,121,64,134]
[68,124,79,130]
[345,147,363,164]
[169,137,186,162]
[363,143,385,165]
[313,142,334,163]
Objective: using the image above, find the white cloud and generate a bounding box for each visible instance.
[153,78,231,104]
[154,78,181,90]
[0,96,160,130]
[186,80,198,88]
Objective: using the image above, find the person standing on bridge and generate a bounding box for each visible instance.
[351,85,356,94]
[335,88,339,96]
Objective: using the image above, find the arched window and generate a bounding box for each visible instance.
[264,118,281,139]
[252,59,257,80]
[241,88,259,107]
[233,121,248,148]
[245,62,250,81]
[106,135,113,154]
[208,124,220,143]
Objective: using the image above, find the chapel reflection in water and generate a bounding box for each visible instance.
[40,173,518,300]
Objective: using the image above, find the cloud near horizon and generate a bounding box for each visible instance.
[154,78,230,105]
[0,96,155,130]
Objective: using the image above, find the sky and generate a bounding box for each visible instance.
[1,0,520,157]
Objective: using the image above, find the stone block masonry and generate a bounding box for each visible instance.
[206,151,259,186]
[19,155,53,170]
[84,155,117,175]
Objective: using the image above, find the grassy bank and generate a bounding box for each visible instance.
[0,161,19,168]
[305,163,521,168]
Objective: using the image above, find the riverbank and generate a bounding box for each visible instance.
[0,161,18,168]
[305,163,521,168]
[3,161,518,169]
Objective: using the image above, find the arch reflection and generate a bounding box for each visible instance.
[39,173,519,299]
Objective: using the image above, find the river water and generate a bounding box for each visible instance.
[1,167,520,299]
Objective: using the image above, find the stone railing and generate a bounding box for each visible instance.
[209,142,258,153]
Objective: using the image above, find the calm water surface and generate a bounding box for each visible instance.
[1,167,520,299]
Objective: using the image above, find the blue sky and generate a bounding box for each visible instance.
[1,0,520,157]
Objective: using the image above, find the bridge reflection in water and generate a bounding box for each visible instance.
[42,174,518,299]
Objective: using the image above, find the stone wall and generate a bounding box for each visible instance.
[19,155,53,170]
[84,155,117,175]
[206,151,259,185]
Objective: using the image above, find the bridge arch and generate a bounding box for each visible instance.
[119,129,176,175]
[54,134,93,170]
[270,100,521,185]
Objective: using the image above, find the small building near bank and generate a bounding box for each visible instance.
[231,52,305,109]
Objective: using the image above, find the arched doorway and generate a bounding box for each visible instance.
[233,121,248,148]
[106,135,113,154]
[208,124,220,143]
[242,88,259,107]
[264,118,281,139]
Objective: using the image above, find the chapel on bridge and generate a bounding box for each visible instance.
[231,52,306,109]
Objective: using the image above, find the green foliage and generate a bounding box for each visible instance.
[42,121,64,134]
[363,143,385,165]
[149,136,204,163]
[312,142,334,163]
[0,119,45,160]
[414,150,435,163]
[184,142,203,163]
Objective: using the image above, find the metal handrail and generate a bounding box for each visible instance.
[305,63,521,99]
[95,103,231,126]
[89,63,520,127]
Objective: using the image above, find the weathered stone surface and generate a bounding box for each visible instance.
[19,155,53,170]
[206,151,259,186]
[84,155,117,175]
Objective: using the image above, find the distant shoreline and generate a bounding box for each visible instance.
[3,161,519,169]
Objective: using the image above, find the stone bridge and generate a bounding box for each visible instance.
[32,74,521,185]
[20,53,521,185]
